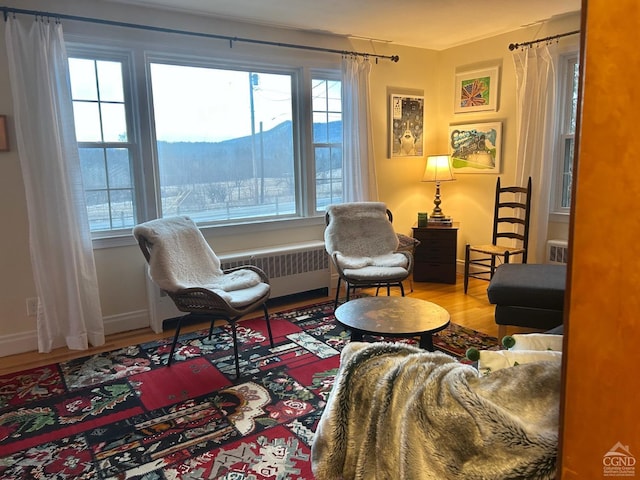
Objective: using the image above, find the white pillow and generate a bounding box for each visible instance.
[503,333,563,352]
[475,349,562,376]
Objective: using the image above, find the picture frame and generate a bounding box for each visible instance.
[448,122,502,174]
[389,94,424,157]
[453,66,499,113]
[0,115,8,152]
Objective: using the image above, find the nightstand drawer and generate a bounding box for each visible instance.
[415,242,456,262]
[413,262,457,284]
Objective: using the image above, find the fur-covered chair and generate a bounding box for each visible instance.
[324,202,412,309]
[133,216,274,378]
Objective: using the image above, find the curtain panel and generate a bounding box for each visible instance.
[5,17,105,352]
[341,56,378,202]
[513,46,557,263]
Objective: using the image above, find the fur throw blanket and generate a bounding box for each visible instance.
[311,342,561,480]
[133,216,261,294]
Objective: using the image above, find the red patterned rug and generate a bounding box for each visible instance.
[0,299,498,479]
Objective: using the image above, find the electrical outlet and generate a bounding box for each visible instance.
[26,297,39,316]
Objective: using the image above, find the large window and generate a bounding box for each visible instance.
[552,53,579,214]
[67,47,342,234]
[150,63,295,222]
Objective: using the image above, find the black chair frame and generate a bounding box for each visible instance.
[136,234,274,378]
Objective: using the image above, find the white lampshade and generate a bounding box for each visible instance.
[422,154,455,183]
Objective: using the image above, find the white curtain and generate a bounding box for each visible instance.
[5,17,105,352]
[341,56,378,202]
[513,45,557,263]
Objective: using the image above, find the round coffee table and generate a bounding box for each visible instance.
[334,296,450,351]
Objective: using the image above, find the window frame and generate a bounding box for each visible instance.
[65,35,342,247]
[550,51,579,221]
[68,47,146,236]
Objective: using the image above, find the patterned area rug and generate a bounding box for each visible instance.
[0,299,499,479]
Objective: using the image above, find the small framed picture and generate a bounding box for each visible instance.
[389,94,424,157]
[449,122,502,174]
[454,66,499,114]
[0,115,8,152]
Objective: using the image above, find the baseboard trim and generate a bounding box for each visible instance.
[0,310,150,358]
[0,331,40,357]
[104,310,149,336]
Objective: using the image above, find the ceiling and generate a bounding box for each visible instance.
[104,0,580,50]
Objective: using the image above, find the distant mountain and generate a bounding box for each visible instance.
[156,120,342,186]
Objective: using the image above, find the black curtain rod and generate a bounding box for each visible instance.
[508,30,580,51]
[1,5,400,63]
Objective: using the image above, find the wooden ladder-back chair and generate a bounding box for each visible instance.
[464,177,532,293]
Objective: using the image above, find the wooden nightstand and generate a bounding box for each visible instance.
[412,223,459,284]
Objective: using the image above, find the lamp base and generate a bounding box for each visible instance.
[431,181,446,219]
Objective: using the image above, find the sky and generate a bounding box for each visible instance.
[149,63,293,143]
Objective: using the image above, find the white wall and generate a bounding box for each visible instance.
[0,0,580,356]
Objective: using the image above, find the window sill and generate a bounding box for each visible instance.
[549,211,571,224]
[91,215,327,250]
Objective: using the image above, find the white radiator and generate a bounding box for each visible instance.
[546,239,569,265]
[145,241,330,333]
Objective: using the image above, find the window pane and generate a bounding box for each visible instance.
[315,146,342,209]
[79,148,107,189]
[101,103,128,142]
[109,189,135,229]
[313,112,328,143]
[330,146,343,170]
[97,61,124,102]
[569,60,579,134]
[107,148,132,188]
[150,63,295,222]
[85,190,109,231]
[326,80,342,112]
[69,58,98,101]
[328,112,342,142]
[73,102,102,142]
[562,138,574,208]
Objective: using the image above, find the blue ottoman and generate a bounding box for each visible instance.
[487,264,566,338]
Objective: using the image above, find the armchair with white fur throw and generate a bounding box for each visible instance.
[324,202,412,309]
[311,342,561,480]
[133,216,274,378]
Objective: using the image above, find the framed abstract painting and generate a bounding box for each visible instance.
[454,66,499,113]
[449,122,502,174]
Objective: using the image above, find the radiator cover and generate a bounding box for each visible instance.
[546,239,569,265]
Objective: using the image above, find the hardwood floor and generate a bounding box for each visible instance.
[0,275,527,376]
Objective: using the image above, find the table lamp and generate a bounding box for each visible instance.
[422,154,455,219]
